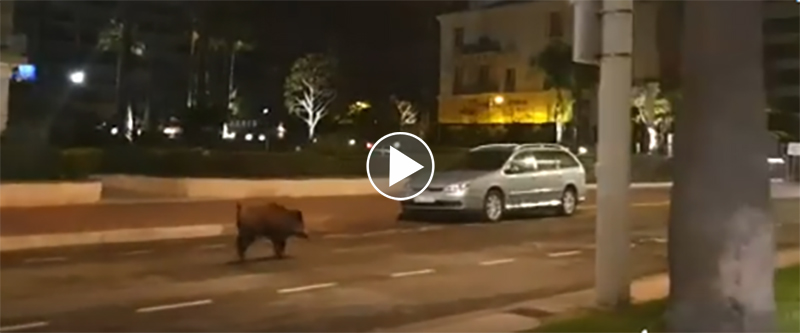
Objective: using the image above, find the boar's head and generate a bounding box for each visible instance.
[289,209,309,239]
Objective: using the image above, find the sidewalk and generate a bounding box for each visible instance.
[377,247,800,333]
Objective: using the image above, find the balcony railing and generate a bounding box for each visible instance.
[453,82,500,95]
[458,36,502,55]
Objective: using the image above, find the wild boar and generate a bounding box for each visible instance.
[235,201,309,261]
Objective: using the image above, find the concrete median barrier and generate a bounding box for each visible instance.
[0,181,102,208]
[98,175,385,199]
[0,194,400,252]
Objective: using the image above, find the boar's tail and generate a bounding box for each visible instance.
[235,202,242,229]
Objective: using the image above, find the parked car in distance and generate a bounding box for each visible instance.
[401,143,587,222]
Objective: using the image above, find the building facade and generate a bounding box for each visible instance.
[1,0,27,135]
[439,0,799,141]
[763,0,799,137]
[436,0,660,127]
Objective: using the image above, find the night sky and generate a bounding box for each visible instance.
[214,1,467,119]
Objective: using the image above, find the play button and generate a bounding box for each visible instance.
[366,132,435,201]
[389,146,424,186]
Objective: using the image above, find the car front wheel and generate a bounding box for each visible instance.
[482,189,505,223]
[558,187,578,216]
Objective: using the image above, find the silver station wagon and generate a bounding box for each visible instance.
[401,143,587,222]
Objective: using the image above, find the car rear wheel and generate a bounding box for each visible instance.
[482,189,505,223]
[558,187,578,216]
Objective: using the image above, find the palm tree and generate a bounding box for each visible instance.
[533,40,572,143]
[227,40,254,112]
[96,16,146,142]
[533,40,599,148]
[665,1,775,331]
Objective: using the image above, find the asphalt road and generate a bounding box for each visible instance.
[1,199,798,332]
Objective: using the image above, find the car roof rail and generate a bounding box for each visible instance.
[517,143,570,151]
[470,143,520,151]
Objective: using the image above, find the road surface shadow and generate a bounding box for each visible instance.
[224,255,293,266]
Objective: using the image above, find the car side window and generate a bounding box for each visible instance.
[533,151,560,171]
[555,151,580,169]
[506,151,537,174]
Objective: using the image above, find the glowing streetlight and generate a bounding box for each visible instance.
[493,95,505,105]
[276,123,287,139]
[69,70,85,85]
[348,139,356,146]
[245,133,253,141]
[258,134,266,142]
[262,108,270,114]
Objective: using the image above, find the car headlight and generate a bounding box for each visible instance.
[444,182,469,193]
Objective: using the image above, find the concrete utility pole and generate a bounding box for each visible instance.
[571,0,635,308]
[595,0,634,308]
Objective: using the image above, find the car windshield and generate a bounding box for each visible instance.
[446,149,513,171]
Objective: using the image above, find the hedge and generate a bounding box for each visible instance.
[1,145,673,182]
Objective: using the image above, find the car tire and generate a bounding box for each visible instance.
[557,187,578,216]
[482,189,505,223]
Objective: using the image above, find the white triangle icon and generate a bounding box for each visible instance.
[389,146,424,187]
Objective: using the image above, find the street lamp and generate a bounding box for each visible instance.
[68,70,85,85]
[276,123,287,139]
[493,95,505,105]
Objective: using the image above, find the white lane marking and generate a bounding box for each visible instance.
[119,249,154,256]
[479,258,516,266]
[419,226,444,232]
[198,243,226,250]
[333,244,392,253]
[524,241,543,248]
[581,201,670,210]
[547,250,582,258]
[277,282,338,294]
[650,237,667,243]
[322,233,357,239]
[362,229,399,237]
[390,268,436,278]
[136,299,213,313]
[0,321,49,332]
[633,201,671,208]
[23,257,67,264]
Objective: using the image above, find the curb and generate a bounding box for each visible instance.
[0,224,234,252]
[377,247,800,333]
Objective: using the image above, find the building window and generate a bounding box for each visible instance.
[775,69,800,86]
[453,66,463,94]
[548,12,564,38]
[764,42,800,60]
[764,16,800,35]
[504,68,516,92]
[454,27,464,48]
[478,65,490,86]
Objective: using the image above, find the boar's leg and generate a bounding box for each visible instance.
[236,232,256,262]
[270,237,288,259]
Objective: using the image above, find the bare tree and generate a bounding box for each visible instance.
[631,82,673,153]
[666,0,775,331]
[283,54,337,140]
[390,95,418,127]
